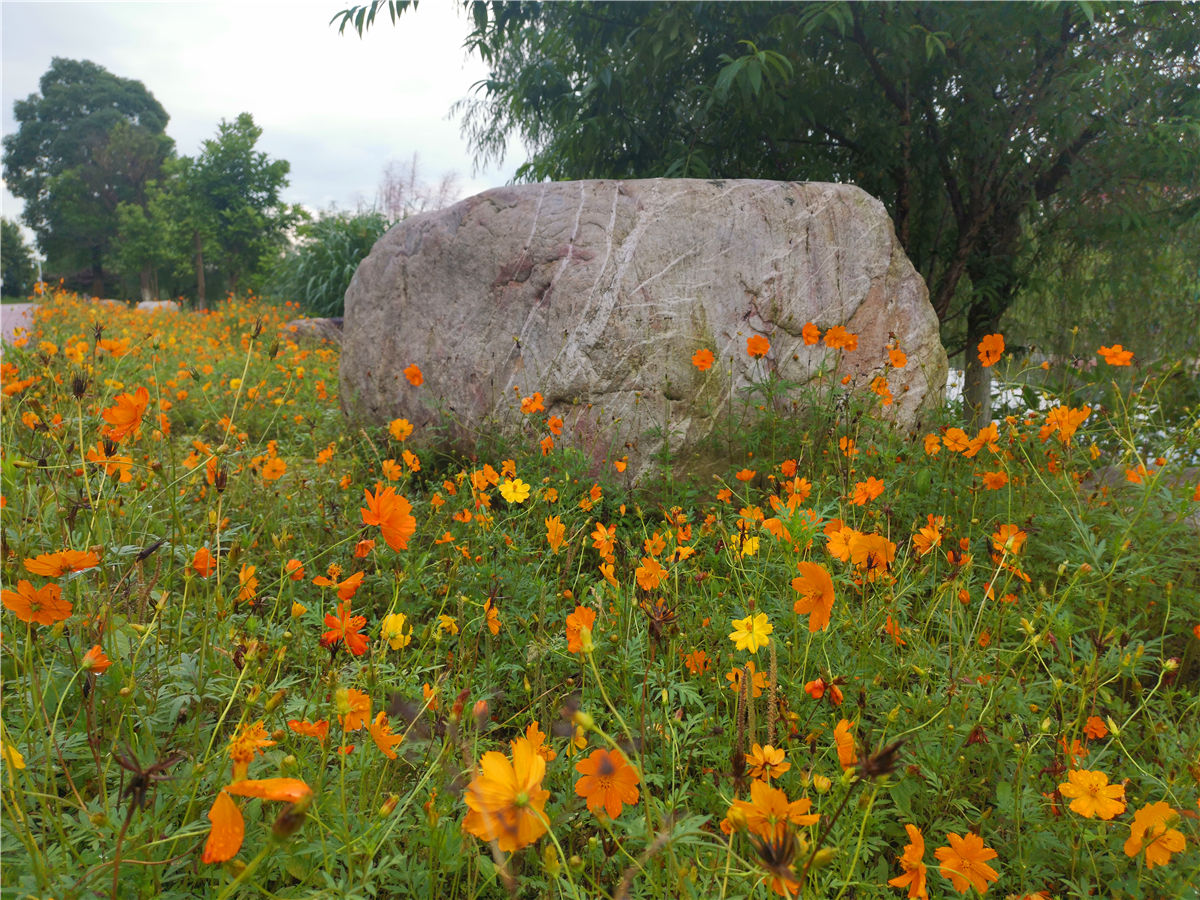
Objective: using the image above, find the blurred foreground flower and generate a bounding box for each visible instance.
[462,736,549,852]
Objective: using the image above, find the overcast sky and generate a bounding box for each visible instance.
[1,1,520,239]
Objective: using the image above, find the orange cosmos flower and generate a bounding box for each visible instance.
[976,334,1005,368]
[23,549,99,577]
[889,347,908,368]
[727,661,767,698]
[368,711,405,759]
[791,561,835,632]
[1058,769,1125,819]
[745,743,790,782]
[802,322,820,345]
[462,736,550,852]
[727,779,819,841]
[545,515,565,553]
[85,441,133,481]
[285,559,305,581]
[228,720,275,780]
[1123,801,1186,869]
[850,476,885,506]
[388,417,414,441]
[288,719,330,740]
[81,644,112,674]
[888,824,928,899]
[1039,404,1091,445]
[101,386,150,442]
[361,484,416,550]
[981,471,1009,490]
[1083,716,1108,740]
[403,363,423,386]
[520,391,545,413]
[261,457,286,481]
[192,547,216,578]
[991,524,1027,555]
[339,688,371,731]
[236,564,257,603]
[692,347,715,370]
[313,569,364,601]
[746,334,770,358]
[934,831,999,894]
[321,601,369,656]
[848,532,896,582]
[823,325,858,351]
[565,605,597,654]
[574,747,641,819]
[1098,344,1133,366]
[635,555,667,591]
[1,580,72,626]
[804,676,843,706]
[833,719,858,769]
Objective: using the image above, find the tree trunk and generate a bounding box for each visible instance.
[139,266,154,303]
[90,249,105,298]
[193,230,207,310]
[963,348,993,430]
[963,302,1000,430]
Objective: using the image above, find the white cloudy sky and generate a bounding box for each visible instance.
[1,0,520,236]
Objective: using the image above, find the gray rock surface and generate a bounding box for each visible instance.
[341,179,948,479]
[281,317,343,347]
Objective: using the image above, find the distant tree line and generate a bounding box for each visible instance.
[3,58,301,307]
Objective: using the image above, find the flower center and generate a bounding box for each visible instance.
[513,790,529,808]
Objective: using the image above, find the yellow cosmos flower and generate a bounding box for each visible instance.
[729,612,772,654]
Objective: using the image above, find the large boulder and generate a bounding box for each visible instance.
[341,179,947,479]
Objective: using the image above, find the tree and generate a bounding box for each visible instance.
[376,153,460,221]
[1,218,38,297]
[337,2,1200,425]
[185,113,300,306]
[2,58,173,296]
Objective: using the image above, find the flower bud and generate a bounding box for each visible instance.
[573,710,596,732]
[810,847,838,869]
[812,774,832,794]
[379,793,399,817]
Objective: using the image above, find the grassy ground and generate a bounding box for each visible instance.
[1,289,1197,899]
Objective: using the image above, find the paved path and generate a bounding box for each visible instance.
[0,303,37,352]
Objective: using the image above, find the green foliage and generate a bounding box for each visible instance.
[270,209,390,317]
[1,58,173,294]
[2,290,1198,897]
[1,218,37,297]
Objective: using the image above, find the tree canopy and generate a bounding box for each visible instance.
[338,1,1200,422]
[1,218,38,297]
[2,57,174,295]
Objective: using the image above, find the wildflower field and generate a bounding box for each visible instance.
[1,289,1197,899]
